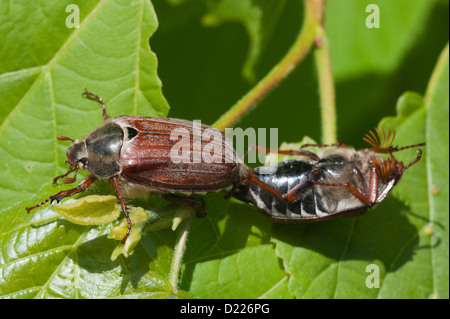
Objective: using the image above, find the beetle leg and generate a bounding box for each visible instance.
[284,176,313,202]
[352,166,369,198]
[300,141,346,149]
[370,143,426,154]
[225,173,253,199]
[26,175,98,213]
[367,163,378,203]
[308,175,372,206]
[244,145,319,161]
[111,177,131,244]
[57,136,75,142]
[280,165,372,205]
[375,179,396,203]
[304,166,375,206]
[403,149,423,170]
[246,171,286,202]
[162,194,206,218]
[237,170,313,204]
[82,90,109,122]
[52,166,76,185]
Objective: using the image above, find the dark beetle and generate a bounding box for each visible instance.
[26,91,244,243]
[232,130,425,221]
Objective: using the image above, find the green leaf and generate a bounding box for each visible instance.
[423,43,449,298]
[168,0,286,82]
[0,0,172,299]
[180,194,293,298]
[326,0,435,79]
[52,195,120,225]
[380,91,424,129]
[202,0,286,81]
[108,205,193,260]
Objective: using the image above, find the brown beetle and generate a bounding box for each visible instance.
[26,91,244,243]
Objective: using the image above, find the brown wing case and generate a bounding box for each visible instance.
[114,116,240,192]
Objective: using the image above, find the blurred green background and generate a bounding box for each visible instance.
[152,0,448,147]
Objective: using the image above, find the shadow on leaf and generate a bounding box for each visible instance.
[272,195,422,272]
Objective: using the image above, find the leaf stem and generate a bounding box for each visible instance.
[169,215,192,293]
[313,25,337,143]
[213,0,325,131]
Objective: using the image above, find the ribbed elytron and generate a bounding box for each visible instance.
[232,130,425,221]
[27,91,425,244]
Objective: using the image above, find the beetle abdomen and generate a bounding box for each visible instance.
[249,185,321,218]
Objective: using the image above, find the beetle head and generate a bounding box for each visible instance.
[363,128,425,185]
[51,136,87,185]
[66,139,88,170]
[373,156,404,184]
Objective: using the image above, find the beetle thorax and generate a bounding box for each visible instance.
[318,147,380,175]
[67,122,125,179]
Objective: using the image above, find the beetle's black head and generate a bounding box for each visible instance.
[66,140,88,170]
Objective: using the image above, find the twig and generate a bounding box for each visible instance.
[314,25,337,143]
[169,215,192,293]
[213,0,325,131]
